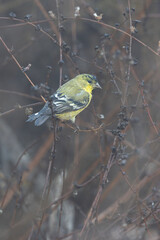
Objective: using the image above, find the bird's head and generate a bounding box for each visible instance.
[76,74,101,93]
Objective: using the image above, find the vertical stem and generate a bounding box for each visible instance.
[71,0,77,54]
[56,0,63,86]
[36,105,57,239]
[123,0,132,105]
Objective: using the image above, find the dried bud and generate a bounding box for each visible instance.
[22,64,32,72]
[48,11,56,20]
[74,6,80,17]
[25,107,33,116]
[93,12,103,21]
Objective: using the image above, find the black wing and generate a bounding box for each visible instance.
[52,90,90,114]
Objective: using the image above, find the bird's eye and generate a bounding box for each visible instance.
[88,80,92,84]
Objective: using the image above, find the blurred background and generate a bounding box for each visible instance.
[0,0,160,239]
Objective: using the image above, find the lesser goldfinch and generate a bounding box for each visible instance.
[27,74,101,126]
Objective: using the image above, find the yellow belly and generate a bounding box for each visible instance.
[55,108,84,123]
[55,92,92,123]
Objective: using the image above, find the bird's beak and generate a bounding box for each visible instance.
[95,82,102,89]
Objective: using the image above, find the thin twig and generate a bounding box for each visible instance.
[123,0,132,105]
[80,137,118,237]
[0,102,43,117]
[0,37,46,103]
[56,0,63,86]
[65,17,160,57]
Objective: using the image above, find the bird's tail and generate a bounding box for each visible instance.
[27,103,50,126]
[27,112,49,126]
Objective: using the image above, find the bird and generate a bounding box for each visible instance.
[27,74,101,126]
